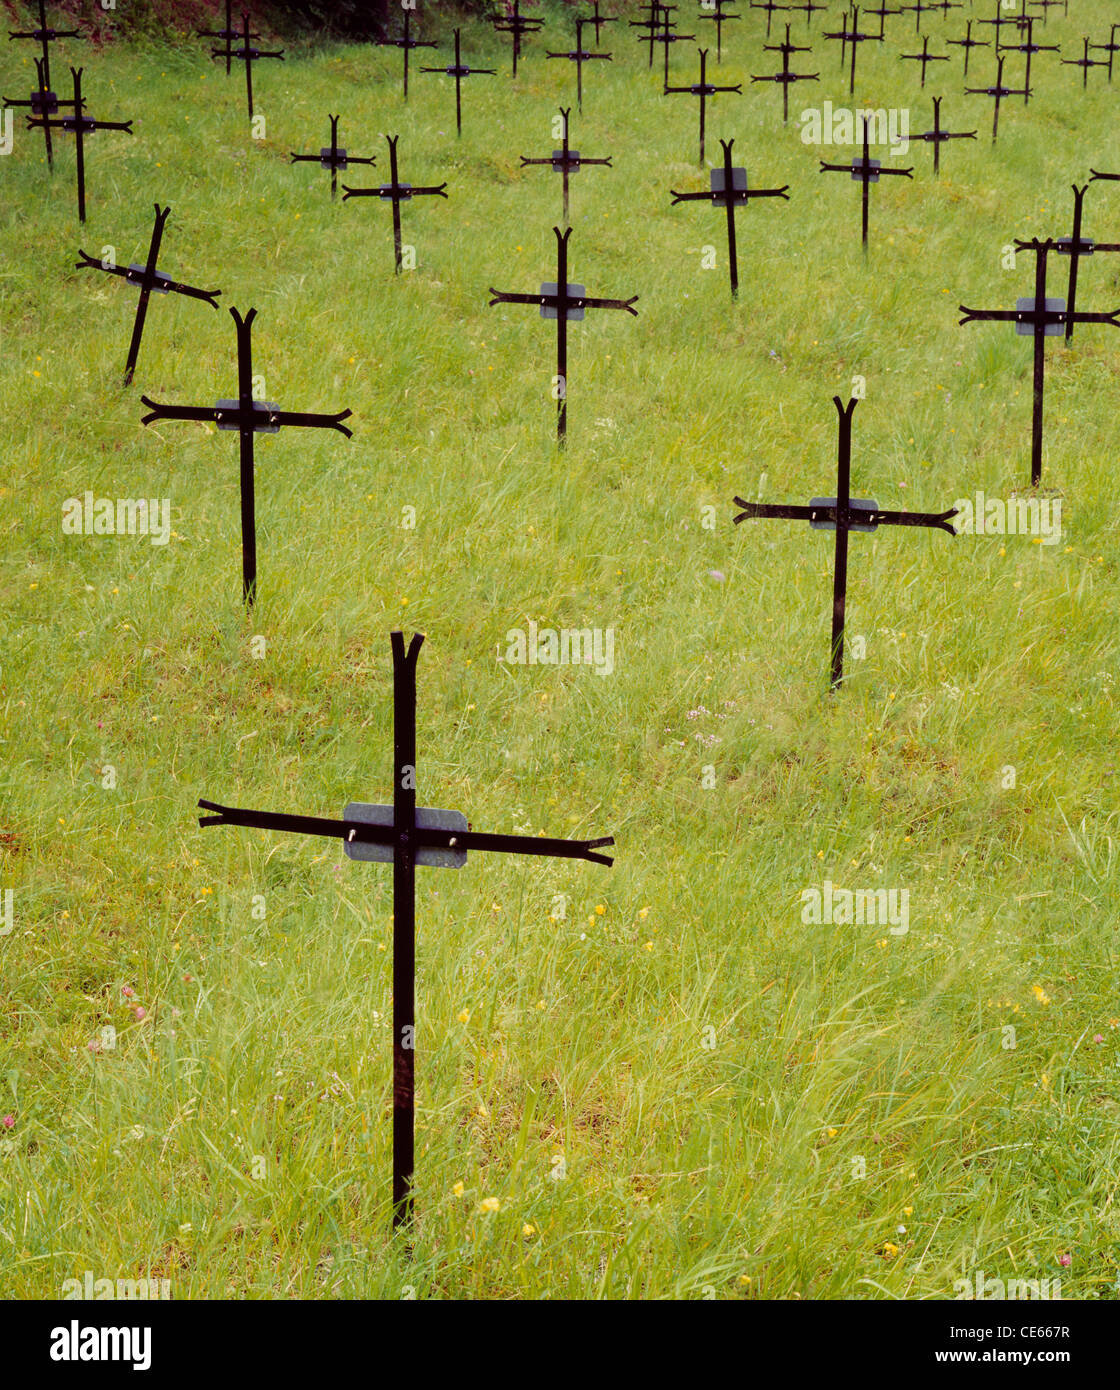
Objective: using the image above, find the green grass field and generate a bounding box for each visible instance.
[2,0,1120,1300]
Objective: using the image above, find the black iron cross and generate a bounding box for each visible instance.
[27,67,132,223]
[139,306,352,604]
[7,0,80,165]
[653,7,696,88]
[927,1,962,18]
[217,12,283,122]
[670,139,789,299]
[547,18,612,114]
[75,204,221,385]
[822,7,883,96]
[1062,37,1108,89]
[733,397,957,691]
[1029,0,1067,17]
[946,19,989,78]
[290,113,376,200]
[750,22,819,124]
[863,5,902,41]
[420,28,496,136]
[965,55,1030,142]
[629,0,669,70]
[488,226,638,444]
[788,0,828,28]
[998,17,1058,105]
[200,630,613,1232]
[519,106,612,226]
[490,0,544,77]
[3,54,73,169]
[750,0,790,39]
[197,0,243,77]
[376,6,436,100]
[663,48,740,164]
[819,119,913,253]
[581,1,619,47]
[900,35,949,88]
[976,1,1014,47]
[342,134,448,275]
[899,0,940,33]
[1055,183,1120,341]
[1089,25,1120,83]
[910,96,976,175]
[959,239,1120,487]
[697,0,740,62]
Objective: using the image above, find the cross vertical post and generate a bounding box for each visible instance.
[139,306,353,603]
[198,631,614,1231]
[732,397,957,690]
[75,204,221,384]
[488,226,638,444]
[343,134,448,274]
[670,139,789,299]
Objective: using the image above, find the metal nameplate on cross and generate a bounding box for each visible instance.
[732,397,957,690]
[420,27,496,137]
[670,138,789,299]
[663,47,740,164]
[819,119,912,252]
[198,631,614,1231]
[519,106,612,227]
[959,238,1120,486]
[488,225,638,444]
[139,306,352,604]
[343,134,448,275]
[750,21,819,124]
[291,113,376,200]
[27,66,132,223]
[75,204,221,385]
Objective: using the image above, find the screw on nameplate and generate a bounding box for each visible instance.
[343,805,469,868]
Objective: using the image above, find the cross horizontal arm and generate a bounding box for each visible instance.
[75,250,221,307]
[733,498,957,532]
[139,398,354,435]
[342,182,448,198]
[197,799,615,866]
[819,159,913,177]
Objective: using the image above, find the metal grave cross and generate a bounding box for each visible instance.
[27,67,132,223]
[546,18,612,115]
[910,96,977,174]
[375,6,437,100]
[863,5,902,40]
[7,0,81,166]
[75,204,221,385]
[998,17,1058,105]
[197,0,244,77]
[139,306,352,604]
[663,47,741,164]
[519,106,612,227]
[1062,37,1108,89]
[490,0,544,77]
[789,0,829,28]
[822,7,883,97]
[965,54,1030,142]
[819,118,913,253]
[750,22,819,125]
[291,113,377,201]
[899,0,941,32]
[670,138,789,299]
[750,1,790,39]
[900,35,950,88]
[946,19,989,78]
[420,28,496,136]
[199,630,614,1231]
[217,11,283,122]
[959,239,1120,486]
[733,397,957,690]
[488,225,638,444]
[581,1,620,47]
[629,0,670,70]
[697,0,740,62]
[1090,25,1120,83]
[653,7,696,88]
[342,134,448,275]
[1054,183,1120,341]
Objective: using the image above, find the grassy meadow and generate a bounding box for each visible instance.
[2,0,1120,1299]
